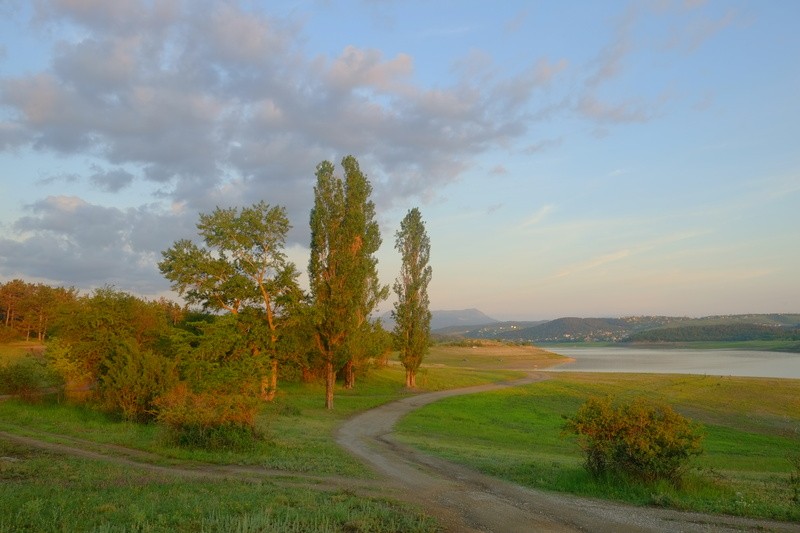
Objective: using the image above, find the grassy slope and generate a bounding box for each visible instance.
[396,371,800,521]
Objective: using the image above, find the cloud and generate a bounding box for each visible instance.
[555,249,631,278]
[553,230,706,279]
[0,195,193,292]
[89,166,135,192]
[578,95,652,124]
[327,46,413,92]
[664,8,738,52]
[2,1,561,227]
[504,10,527,33]
[521,137,562,155]
[0,1,740,294]
[585,5,638,89]
[520,204,555,227]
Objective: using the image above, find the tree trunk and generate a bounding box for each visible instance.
[265,358,278,401]
[325,360,335,409]
[260,375,270,401]
[343,359,355,389]
[406,368,416,388]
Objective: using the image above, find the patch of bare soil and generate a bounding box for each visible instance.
[335,374,800,533]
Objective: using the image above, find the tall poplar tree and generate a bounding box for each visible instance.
[308,156,387,409]
[159,201,299,401]
[392,208,432,388]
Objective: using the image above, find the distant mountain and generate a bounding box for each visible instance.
[430,309,498,330]
[381,308,498,332]
[497,317,631,343]
[442,320,549,339]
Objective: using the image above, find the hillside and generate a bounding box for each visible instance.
[440,314,800,345]
[624,323,800,343]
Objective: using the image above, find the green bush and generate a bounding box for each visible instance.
[0,356,63,400]
[154,383,262,450]
[564,396,703,484]
[98,341,178,422]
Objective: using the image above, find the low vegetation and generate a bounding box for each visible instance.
[0,439,436,533]
[563,396,703,483]
[0,354,63,399]
[4,336,800,526]
[396,372,800,522]
[0,344,549,531]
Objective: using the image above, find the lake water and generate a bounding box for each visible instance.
[543,346,800,380]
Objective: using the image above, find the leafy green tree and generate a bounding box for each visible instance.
[0,280,76,341]
[392,208,432,388]
[308,156,387,409]
[0,279,29,331]
[159,202,300,401]
[48,287,176,417]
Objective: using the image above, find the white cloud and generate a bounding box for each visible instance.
[520,205,555,227]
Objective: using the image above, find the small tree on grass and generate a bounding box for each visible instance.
[564,396,703,484]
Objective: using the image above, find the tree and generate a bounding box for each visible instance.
[308,156,387,409]
[392,208,432,388]
[48,287,176,415]
[159,201,300,401]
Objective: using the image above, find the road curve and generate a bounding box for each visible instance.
[335,374,800,533]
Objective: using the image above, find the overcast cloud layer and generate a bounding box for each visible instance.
[1,1,798,318]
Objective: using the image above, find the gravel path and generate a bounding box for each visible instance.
[335,374,800,533]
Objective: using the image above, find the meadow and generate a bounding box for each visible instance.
[395,370,800,522]
[0,342,529,532]
[3,341,800,529]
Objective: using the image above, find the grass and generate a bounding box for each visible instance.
[0,352,533,475]
[0,343,560,532]
[395,372,800,522]
[0,439,436,533]
[0,341,45,364]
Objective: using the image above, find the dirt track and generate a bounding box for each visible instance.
[335,374,800,533]
[3,375,800,532]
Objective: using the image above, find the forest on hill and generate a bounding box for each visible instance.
[441,313,800,349]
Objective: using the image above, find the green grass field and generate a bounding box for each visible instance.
[4,340,799,526]
[0,343,555,531]
[0,438,436,533]
[395,372,800,521]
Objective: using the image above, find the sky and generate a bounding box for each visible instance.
[0,0,798,321]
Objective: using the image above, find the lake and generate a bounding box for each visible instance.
[543,346,800,379]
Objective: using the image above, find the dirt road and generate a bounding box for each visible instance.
[336,374,800,533]
[3,374,799,532]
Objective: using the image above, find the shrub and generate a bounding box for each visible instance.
[564,396,703,484]
[0,356,63,400]
[98,341,178,422]
[154,383,261,450]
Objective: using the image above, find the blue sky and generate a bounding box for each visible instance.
[0,0,798,320]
